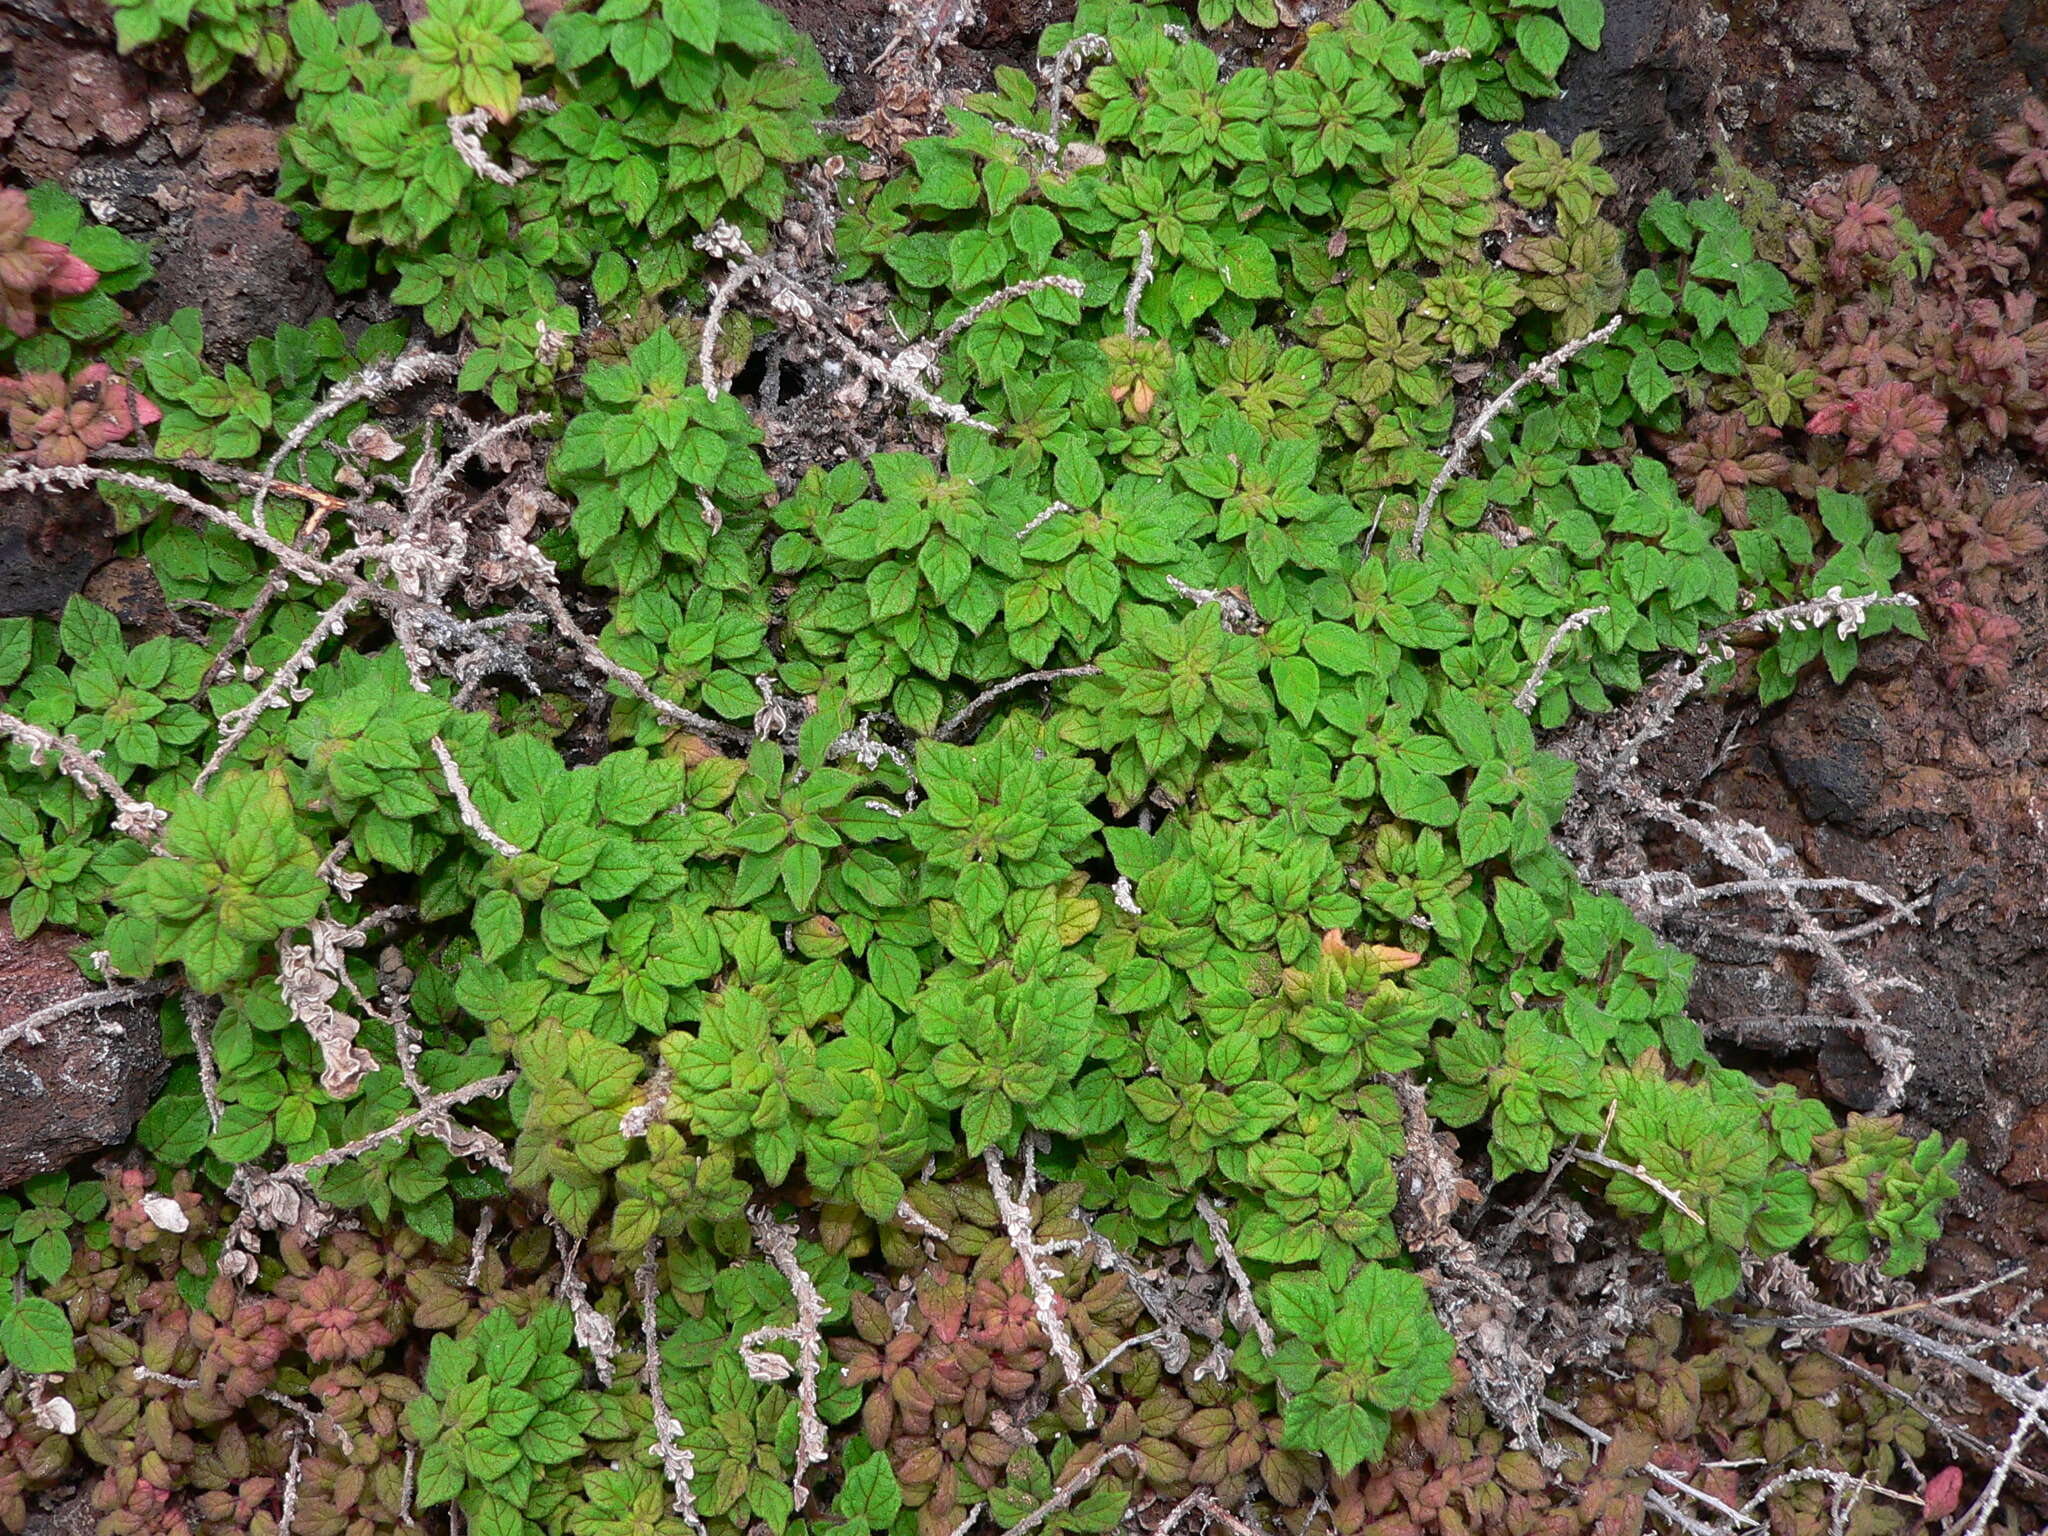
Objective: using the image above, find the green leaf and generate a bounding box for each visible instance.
[1515,12,1571,75]
[0,1296,76,1374]
[1558,0,1604,48]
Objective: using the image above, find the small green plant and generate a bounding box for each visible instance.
[111,772,328,991]
[408,1304,599,1536]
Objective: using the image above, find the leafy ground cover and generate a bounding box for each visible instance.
[1,0,2046,1534]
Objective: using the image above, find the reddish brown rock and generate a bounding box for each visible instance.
[0,919,165,1189]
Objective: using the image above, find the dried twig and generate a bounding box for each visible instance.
[935,666,1102,741]
[1573,1102,1705,1225]
[1408,315,1623,555]
[195,593,361,792]
[1042,32,1110,161]
[0,708,167,845]
[1004,1446,1137,1536]
[430,736,523,856]
[446,95,555,186]
[984,1147,1098,1428]
[1539,1399,1756,1530]
[1192,1197,1275,1358]
[934,275,1087,348]
[1122,229,1156,337]
[1513,605,1609,712]
[0,979,172,1058]
[638,1242,710,1536]
[740,1209,830,1509]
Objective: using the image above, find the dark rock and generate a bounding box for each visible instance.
[1768,686,1891,827]
[0,486,113,619]
[1788,0,1859,58]
[0,920,166,1190]
[22,1493,94,1536]
[144,188,329,363]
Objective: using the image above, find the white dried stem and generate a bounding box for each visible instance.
[1513,605,1609,712]
[740,1208,829,1509]
[699,254,772,399]
[545,1215,618,1386]
[185,992,224,1131]
[279,1428,305,1536]
[430,736,522,856]
[620,1058,673,1139]
[446,96,554,186]
[0,708,167,845]
[935,665,1102,742]
[0,979,171,1058]
[637,1242,709,1536]
[1953,1381,2044,1536]
[0,464,364,600]
[248,350,460,538]
[1122,229,1156,338]
[464,1207,494,1289]
[893,1197,950,1242]
[194,593,361,792]
[1017,500,1073,540]
[1417,46,1474,64]
[277,917,379,1098]
[1164,574,1263,634]
[1003,1446,1136,1536]
[1572,1144,1705,1226]
[1539,1400,1756,1529]
[1043,33,1110,156]
[830,326,997,432]
[1408,314,1623,555]
[285,1070,516,1178]
[400,1442,418,1527]
[1158,1492,1267,1536]
[1192,1196,1275,1358]
[1728,586,1918,644]
[933,275,1086,348]
[494,530,747,746]
[983,1147,1098,1428]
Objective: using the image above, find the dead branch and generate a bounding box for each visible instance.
[935,666,1102,742]
[740,1209,830,1509]
[0,979,172,1058]
[1575,1102,1705,1226]
[934,275,1087,349]
[1042,32,1110,162]
[1122,229,1156,337]
[446,95,555,186]
[1539,1399,1757,1531]
[637,1241,710,1536]
[194,593,362,792]
[0,708,168,845]
[490,528,748,747]
[1080,1218,1193,1373]
[985,1147,1098,1428]
[1558,593,1927,1109]
[1192,1197,1275,1358]
[1004,1446,1137,1536]
[248,349,459,538]
[1165,575,1263,635]
[545,1215,618,1386]
[430,736,523,856]
[1408,314,1623,555]
[1513,605,1609,713]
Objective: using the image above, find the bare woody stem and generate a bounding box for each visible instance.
[0,708,169,846]
[1407,314,1623,556]
[935,666,1102,742]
